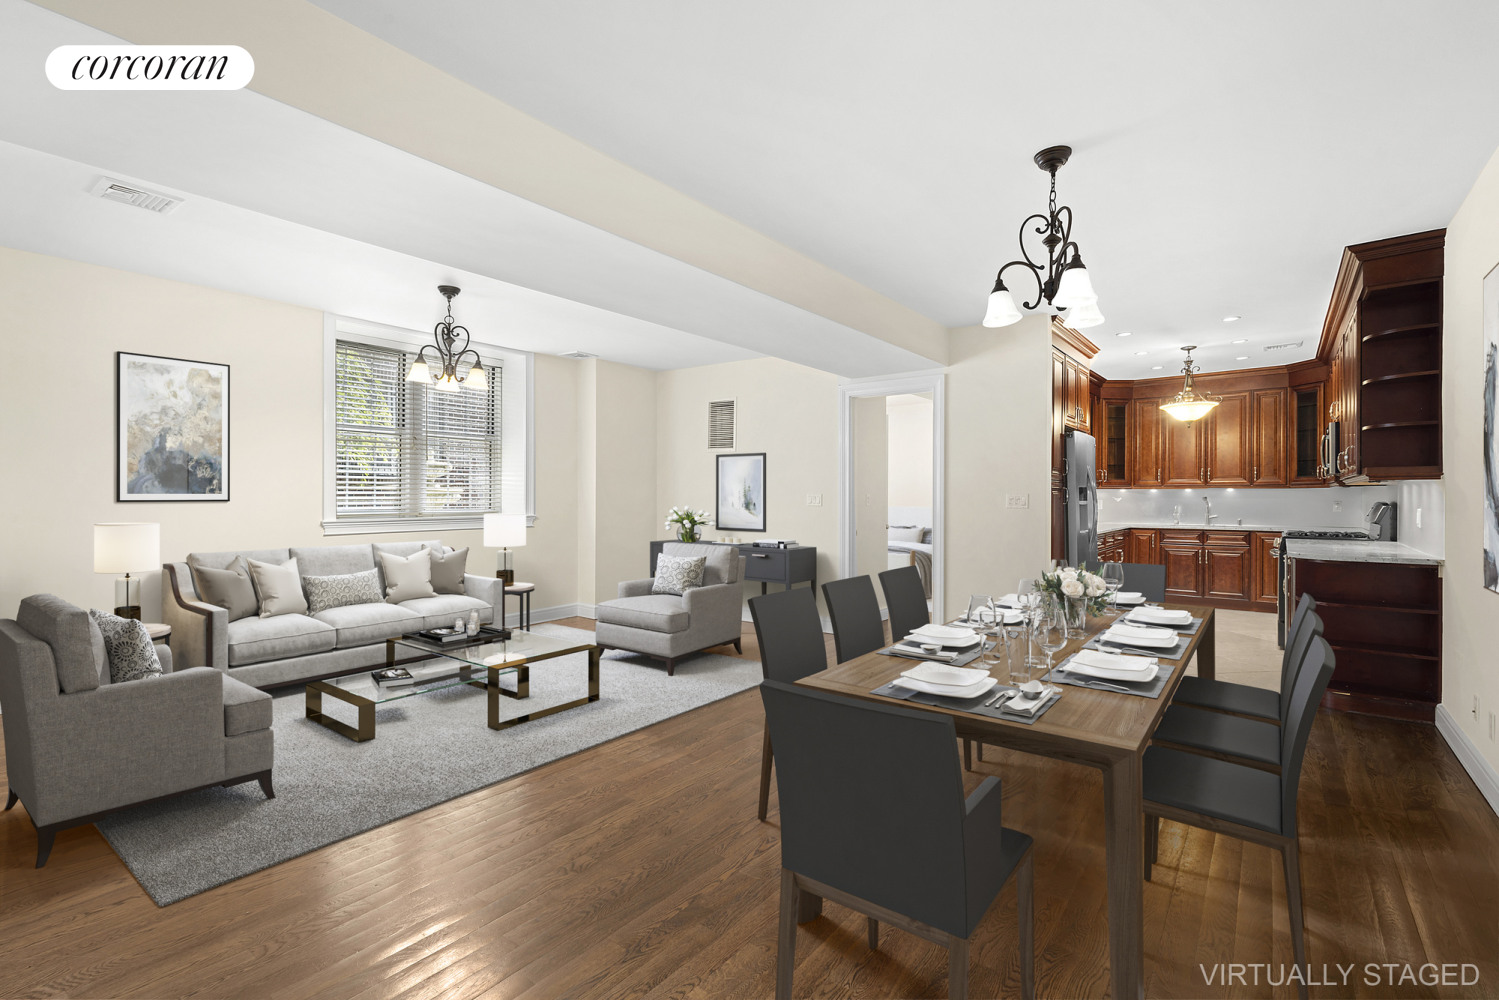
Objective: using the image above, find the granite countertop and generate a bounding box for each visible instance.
[1096,521,1347,534]
[1282,539,1444,566]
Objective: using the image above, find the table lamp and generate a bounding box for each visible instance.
[483,513,526,587]
[94,522,161,620]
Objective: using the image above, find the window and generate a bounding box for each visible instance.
[333,340,501,520]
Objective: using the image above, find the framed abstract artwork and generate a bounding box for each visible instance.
[716,452,766,532]
[116,352,230,501]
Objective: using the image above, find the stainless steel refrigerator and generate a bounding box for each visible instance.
[1064,428,1098,568]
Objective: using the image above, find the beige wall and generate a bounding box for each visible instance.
[0,248,581,624]
[655,357,841,614]
[853,395,890,605]
[1442,146,1499,777]
[590,361,659,603]
[887,395,934,508]
[943,317,1054,621]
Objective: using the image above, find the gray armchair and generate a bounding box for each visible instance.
[0,595,275,867]
[596,543,744,675]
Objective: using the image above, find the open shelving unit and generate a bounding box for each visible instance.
[1358,279,1442,479]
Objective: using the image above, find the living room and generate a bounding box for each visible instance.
[4,3,1499,999]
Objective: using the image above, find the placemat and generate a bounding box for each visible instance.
[1044,653,1172,699]
[879,645,984,667]
[869,681,1062,725]
[1087,633,1191,660]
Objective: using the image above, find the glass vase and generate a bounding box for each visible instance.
[1064,597,1088,639]
[677,526,700,542]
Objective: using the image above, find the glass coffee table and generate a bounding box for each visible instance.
[305,629,599,742]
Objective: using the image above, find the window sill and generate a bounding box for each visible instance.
[322,513,536,536]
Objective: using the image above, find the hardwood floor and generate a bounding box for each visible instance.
[2,616,1495,999]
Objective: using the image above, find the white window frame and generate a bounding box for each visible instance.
[322,313,535,535]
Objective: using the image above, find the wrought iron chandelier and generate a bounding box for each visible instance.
[982,145,1104,329]
[1159,346,1220,422]
[406,285,487,393]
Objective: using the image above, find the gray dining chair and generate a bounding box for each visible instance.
[1143,635,1335,1000]
[749,587,829,821]
[760,679,1035,1000]
[1151,609,1324,771]
[821,576,886,664]
[878,565,929,644]
[1172,594,1317,721]
[1119,563,1166,602]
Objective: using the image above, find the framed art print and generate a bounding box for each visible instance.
[716,452,766,532]
[117,352,230,501]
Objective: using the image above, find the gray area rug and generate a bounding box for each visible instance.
[95,625,761,905]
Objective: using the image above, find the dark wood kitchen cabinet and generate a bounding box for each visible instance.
[1098,400,1129,485]
[1130,398,1163,486]
[1127,528,1158,564]
[1160,530,1205,600]
[1206,392,1251,485]
[1098,529,1128,563]
[1250,388,1287,485]
[1203,531,1252,601]
[1251,531,1281,605]
[1163,413,1204,486]
[1290,383,1325,485]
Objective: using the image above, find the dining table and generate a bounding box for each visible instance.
[796,601,1217,1000]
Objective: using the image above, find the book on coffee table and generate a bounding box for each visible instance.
[371,667,415,687]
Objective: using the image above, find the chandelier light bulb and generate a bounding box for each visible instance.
[982,280,1023,328]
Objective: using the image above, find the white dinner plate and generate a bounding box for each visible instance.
[1114,594,1147,605]
[1062,653,1160,683]
[908,623,980,646]
[1127,607,1193,625]
[1101,627,1178,648]
[901,662,992,687]
[892,675,997,699]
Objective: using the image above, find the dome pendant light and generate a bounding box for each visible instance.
[979,145,1103,329]
[1159,346,1220,422]
[406,285,488,391]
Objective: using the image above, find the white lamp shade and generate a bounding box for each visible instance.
[1052,265,1097,310]
[434,373,461,393]
[465,366,488,391]
[982,287,1023,328]
[483,513,527,548]
[94,522,161,573]
[1066,299,1106,329]
[406,359,429,383]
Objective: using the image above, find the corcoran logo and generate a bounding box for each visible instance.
[45,45,254,90]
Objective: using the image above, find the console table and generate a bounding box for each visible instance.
[649,540,817,595]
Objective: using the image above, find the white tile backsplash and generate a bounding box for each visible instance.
[1098,484,1405,532]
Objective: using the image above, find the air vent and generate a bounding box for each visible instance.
[558,350,596,359]
[1263,341,1304,352]
[708,399,736,449]
[90,177,182,214]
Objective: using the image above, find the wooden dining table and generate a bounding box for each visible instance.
[797,603,1217,1000]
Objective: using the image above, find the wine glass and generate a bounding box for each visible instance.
[1035,597,1068,680]
[1101,561,1125,612]
[967,594,994,626]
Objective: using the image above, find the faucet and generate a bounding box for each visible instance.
[1202,495,1217,526]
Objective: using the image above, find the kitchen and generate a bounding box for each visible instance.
[1056,230,1448,723]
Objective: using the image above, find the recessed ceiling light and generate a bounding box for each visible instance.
[1151,365,1164,370]
[1135,351,1148,356]
[1116,331,1132,337]
[1223,316,1241,322]
[1232,339,1248,344]
[1236,356,1249,360]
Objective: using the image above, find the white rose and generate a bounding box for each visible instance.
[1087,579,1106,596]
[1061,579,1084,597]
[1060,567,1079,582]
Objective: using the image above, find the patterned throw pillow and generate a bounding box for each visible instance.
[88,610,163,683]
[304,569,384,615]
[652,554,707,596]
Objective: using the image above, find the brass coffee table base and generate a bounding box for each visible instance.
[488,648,601,730]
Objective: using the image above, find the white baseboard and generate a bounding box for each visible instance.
[506,602,593,627]
[1435,704,1499,818]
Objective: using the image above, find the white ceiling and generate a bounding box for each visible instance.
[0,0,939,377]
[309,0,1499,379]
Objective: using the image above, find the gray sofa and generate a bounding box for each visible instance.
[0,594,274,867]
[595,542,743,675]
[163,540,503,690]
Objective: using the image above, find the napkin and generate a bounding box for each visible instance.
[1005,686,1056,715]
[1127,606,1192,625]
[892,641,959,661]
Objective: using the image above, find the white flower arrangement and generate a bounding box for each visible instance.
[665,506,714,541]
[1035,565,1112,616]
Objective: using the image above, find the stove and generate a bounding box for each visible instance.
[1281,529,1372,540]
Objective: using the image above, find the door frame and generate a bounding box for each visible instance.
[838,371,946,619]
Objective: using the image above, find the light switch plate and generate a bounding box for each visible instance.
[806,494,821,506]
[1005,494,1029,509]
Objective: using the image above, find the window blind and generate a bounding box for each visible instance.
[334,341,501,519]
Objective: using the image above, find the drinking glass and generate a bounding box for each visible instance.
[1036,598,1068,679]
[467,610,481,637]
[967,594,994,626]
[1102,561,1125,611]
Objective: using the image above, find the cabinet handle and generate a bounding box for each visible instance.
[1253,466,1257,481]
[750,553,770,559]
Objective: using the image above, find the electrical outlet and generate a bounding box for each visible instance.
[1333,501,1342,513]
[806,494,821,506]
[1005,494,1029,509]
[1416,508,1423,529]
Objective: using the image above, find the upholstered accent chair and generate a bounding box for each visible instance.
[0,595,275,867]
[596,542,744,675]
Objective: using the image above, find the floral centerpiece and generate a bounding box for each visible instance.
[665,506,714,542]
[1034,565,1111,617]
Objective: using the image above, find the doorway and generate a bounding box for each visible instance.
[839,374,945,618]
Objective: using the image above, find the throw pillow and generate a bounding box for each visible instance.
[380,548,437,604]
[429,546,468,595]
[194,556,259,622]
[88,610,163,683]
[887,525,922,543]
[247,556,309,618]
[304,569,383,615]
[89,615,108,684]
[652,554,707,596]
